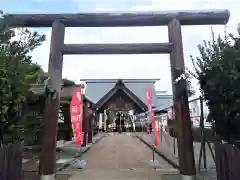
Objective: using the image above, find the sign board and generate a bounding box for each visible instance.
[189,100,200,127]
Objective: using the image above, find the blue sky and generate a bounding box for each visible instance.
[1,0,239,95]
[1,0,149,13]
[2,0,81,13]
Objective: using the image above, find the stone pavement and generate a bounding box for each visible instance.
[56,132,105,171]
[22,133,105,180]
[60,133,178,180]
[138,132,217,180]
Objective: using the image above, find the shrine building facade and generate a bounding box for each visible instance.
[82,78,173,132]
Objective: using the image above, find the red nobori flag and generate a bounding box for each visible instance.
[70,88,84,146]
[146,88,159,147]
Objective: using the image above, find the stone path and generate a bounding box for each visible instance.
[64,133,174,180]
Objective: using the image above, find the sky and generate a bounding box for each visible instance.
[1,0,240,96]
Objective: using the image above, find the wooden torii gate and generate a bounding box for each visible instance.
[4,10,230,180]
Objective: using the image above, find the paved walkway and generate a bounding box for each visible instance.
[22,134,104,180]
[66,133,166,180]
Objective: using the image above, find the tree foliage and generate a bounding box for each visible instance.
[0,10,46,144]
[190,25,240,143]
[185,71,195,97]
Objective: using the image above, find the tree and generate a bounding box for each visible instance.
[190,25,240,143]
[0,11,46,144]
[185,71,195,97]
[0,11,45,84]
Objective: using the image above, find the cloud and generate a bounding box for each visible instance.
[30,0,239,95]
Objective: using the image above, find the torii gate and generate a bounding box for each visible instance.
[3,9,229,180]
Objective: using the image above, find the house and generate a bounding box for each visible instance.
[29,82,95,145]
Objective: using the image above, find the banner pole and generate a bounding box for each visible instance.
[152,148,155,160]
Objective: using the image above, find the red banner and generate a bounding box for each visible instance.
[70,88,84,146]
[146,88,159,147]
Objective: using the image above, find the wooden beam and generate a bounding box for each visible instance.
[168,19,196,178]
[62,43,172,55]
[38,20,65,179]
[60,99,70,104]
[4,9,230,27]
[88,115,93,143]
[82,101,89,146]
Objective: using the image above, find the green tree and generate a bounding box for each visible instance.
[0,11,46,144]
[190,25,240,143]
[185,71,195,97]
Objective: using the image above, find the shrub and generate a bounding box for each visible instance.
[191,25,240,143]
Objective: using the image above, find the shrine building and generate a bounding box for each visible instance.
[82,78,173,132]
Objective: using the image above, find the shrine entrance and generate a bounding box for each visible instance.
[94,79,147,132]
[115,111,131,133]
[5,9,229,180]
[107,110,133,133]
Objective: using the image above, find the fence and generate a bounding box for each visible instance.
[158,96,216,171]
[0,142,22,180]
[151,95,240,180]
[215,143,240,180]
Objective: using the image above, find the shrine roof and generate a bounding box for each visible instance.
[30,84,93,104]
[156,94,173,110]
[82,78,160,108]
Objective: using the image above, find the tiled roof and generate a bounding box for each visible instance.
[30,84,79,98]
[137,93,173,117]
[156,94,173,110]
[29,84,93,103]
[83,79,159,108]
